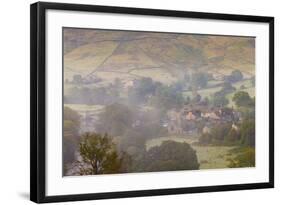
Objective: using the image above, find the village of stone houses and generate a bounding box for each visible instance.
[63,28,255,176]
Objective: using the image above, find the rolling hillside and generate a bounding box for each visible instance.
[64,28,255,83]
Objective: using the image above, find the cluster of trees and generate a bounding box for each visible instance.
[225,70,243,83]
[149,85,185,111]
[74,132,199,175]
[211,82,236,107]
[183,71,246,108]
[128,77,161,104]
[198,118,255,147]
[128,77,185,111]
[96,103,167,140]
[127,72,216,110]
[233,91,255,120]
[64,100,200,175]
[186,70,243,91]
[92,100,200,173]
[74,132,130,175]
[199,123,234,146]
[65,70,248,111]
[233,91,254,107]
[66,69,246,108]
[66,76,188,111]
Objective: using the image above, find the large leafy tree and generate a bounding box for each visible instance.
[128,77,160,104]
[142,141,199,172]
[76,132,129,175]
[150,85,184,110]
[198,123,239,146]
[226,70,243,83]
[233,91,254,107]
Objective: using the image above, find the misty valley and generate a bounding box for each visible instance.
[63,28,255,176]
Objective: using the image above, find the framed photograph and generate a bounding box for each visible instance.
[30,2,274,203]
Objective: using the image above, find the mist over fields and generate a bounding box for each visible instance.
[63,28,255,176]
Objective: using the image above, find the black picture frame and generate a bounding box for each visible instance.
[30,1,274,203]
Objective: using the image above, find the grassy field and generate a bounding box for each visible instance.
[146,136,237,169]
[64,104,104,114]
[183,86,222,99]
[232,79,253,90]
[193,145,235,169]
[130,68,176,84]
